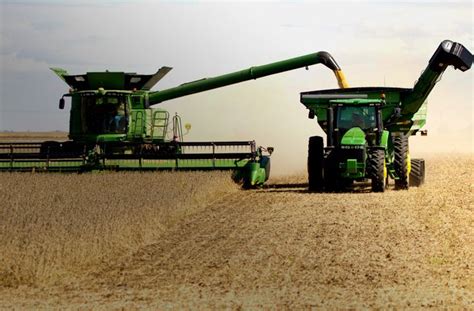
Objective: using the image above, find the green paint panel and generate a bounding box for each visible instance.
[346,159,358,174]
[380,130,389,149]
[339,161,365,179]
[341,127,366,145]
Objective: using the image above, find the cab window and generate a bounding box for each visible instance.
[336,106,376,131]
[80,95,129,134]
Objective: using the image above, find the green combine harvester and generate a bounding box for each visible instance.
[0,52,347,187]
[301,40,472,192]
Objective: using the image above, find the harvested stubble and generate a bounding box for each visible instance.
[0,154,472,309]
[0,171,237,287]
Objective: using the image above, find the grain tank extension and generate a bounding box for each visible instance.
[0,52,346,187]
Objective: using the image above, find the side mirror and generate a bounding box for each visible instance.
[59,97,65,109]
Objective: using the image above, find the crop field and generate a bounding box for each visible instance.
[0,149,472,308]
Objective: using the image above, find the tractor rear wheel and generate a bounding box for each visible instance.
[308,136,324,191]
[369,149,386,192]
[409,158,425,187]
[393,134,410,190]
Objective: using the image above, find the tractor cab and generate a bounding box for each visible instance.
[336,104,376,132]
[330,99,384,148]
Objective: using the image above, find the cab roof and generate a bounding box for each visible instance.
[50,67,172,91]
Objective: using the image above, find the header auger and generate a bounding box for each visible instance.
[301,40,472,192]
[1,51,346,187]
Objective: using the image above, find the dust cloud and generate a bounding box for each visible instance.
[159,67,473,176]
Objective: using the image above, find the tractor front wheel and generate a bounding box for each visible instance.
[308,136,324,191]
[369,149,386,192]
[324,151,340,192]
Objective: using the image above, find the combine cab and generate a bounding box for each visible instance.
[0,51,347,187]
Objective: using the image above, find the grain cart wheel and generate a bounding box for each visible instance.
[409,158,425,187]
[369,149,386,192]
[308,136,324,191]
[393,134,410,190]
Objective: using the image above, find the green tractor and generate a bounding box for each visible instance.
[301,40,472,192]
[0,51,347,187]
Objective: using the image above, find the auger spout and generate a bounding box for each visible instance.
[401,40,473,116]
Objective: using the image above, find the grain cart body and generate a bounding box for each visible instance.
[301,40,472,192]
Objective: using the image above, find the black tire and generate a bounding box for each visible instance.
[393,134,409,190]
[308,136,324,191]
[409,158,425,187]
[369,149,385,192]
[323,150,339,192]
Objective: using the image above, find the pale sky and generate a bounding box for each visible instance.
[0,0,472,173]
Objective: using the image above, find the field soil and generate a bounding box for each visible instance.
[0,154,472,309]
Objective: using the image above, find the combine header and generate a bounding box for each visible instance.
[301,40,472,192]
[0,52,347,186]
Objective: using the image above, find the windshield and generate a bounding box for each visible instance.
[336,106,376,131]
[80,95,129,134]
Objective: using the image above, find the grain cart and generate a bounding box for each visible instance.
[0,52,347,187]
[301,40,472,192]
